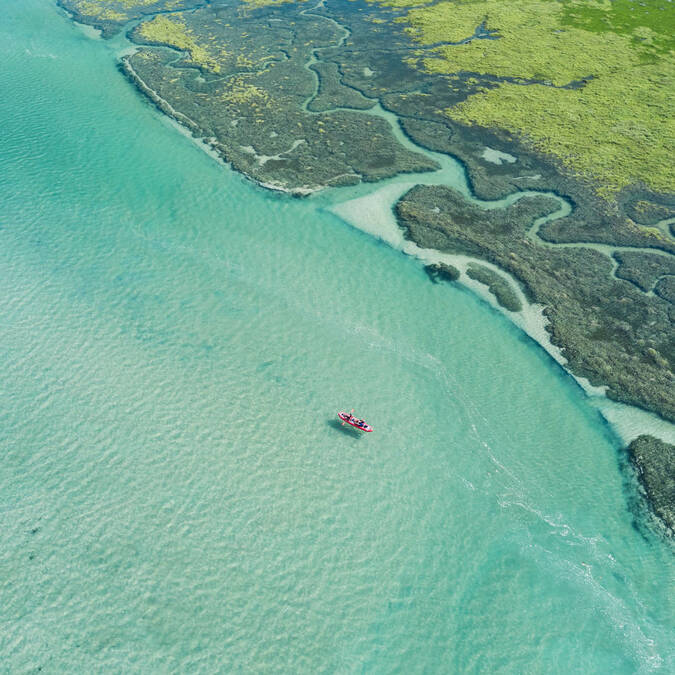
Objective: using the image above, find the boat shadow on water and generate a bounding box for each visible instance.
[327,418,366,437]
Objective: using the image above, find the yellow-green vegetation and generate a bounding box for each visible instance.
[76,2,126,20]
[390,0,675,197]
[449,63,673,197]
[71,0,162,18]
[371,0,435,7]
[68,0,188,25]
[221,77,271,107]
[239,0,306,7]
[561,0,674,58]
[104,0,161,7]
[137,14,224,72]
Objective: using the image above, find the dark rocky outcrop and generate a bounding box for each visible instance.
[424,262,460,284]
[627,436,675,535]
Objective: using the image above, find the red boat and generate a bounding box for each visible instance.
[338,411,373,432]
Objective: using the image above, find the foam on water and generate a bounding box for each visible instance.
[0,1,673,672]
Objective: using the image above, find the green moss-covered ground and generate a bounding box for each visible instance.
[137,14,226,72]
[123,2,438,192]
[613,251,675,292]
[383,0,674,198]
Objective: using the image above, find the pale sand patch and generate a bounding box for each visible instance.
[256,139,307,166]
[72,20,103,40]
[116,45,139,58]
[482,147,517,165]
[595,399,675,445]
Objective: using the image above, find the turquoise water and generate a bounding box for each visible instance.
[1,1,674,671]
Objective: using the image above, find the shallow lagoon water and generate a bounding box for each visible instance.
[1,0,674,671]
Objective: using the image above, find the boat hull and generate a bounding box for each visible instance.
[338,412,373,432]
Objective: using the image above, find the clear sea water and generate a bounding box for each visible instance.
[1,1,673,671]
